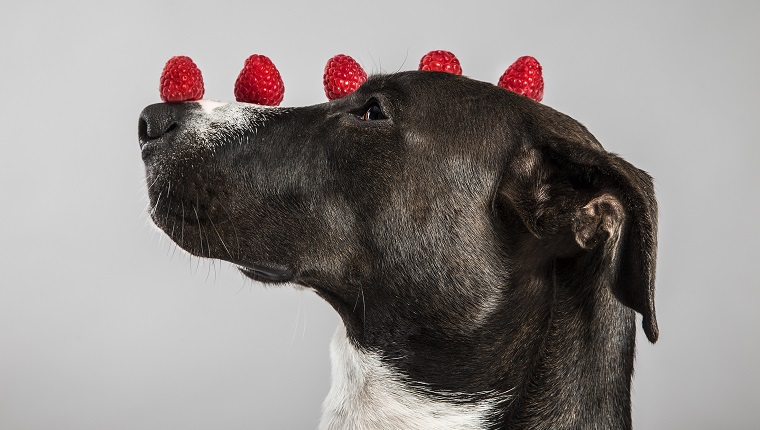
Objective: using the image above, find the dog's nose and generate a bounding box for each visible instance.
[138,103,192,150]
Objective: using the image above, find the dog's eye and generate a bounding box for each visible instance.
[360,103,386,121]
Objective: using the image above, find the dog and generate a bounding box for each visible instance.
[138,71,658,429]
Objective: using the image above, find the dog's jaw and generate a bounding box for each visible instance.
[320,324,506,430]
[139,101,300,277]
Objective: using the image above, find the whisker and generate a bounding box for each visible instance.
[289,294,303,351]
[206,209,234,261]
[206,254,214,284]
[179,202,186,252]
[163,181,173,221]
[168,209,178,256]
[394,48,409,74]
[361,286,367,327]
[149,188,162,217]
[218,203,241,260]
[192,203,204,274]
[146,173,161,192]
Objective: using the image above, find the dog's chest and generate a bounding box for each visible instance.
[319,325,497,430]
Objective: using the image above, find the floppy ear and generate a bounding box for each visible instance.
[501,139,659,343]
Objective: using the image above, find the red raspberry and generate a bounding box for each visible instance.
[323,54,367,100]
[498,56,544,102]
[159,56,205,103]
[418,50,462,75]
[234,54,285,106]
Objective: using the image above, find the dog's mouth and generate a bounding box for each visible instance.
[238,263,294,283]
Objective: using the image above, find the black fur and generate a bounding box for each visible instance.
[139,71,658,429]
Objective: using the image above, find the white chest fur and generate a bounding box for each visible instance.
[319,324,501,430]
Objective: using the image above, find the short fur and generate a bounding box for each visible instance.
[139,71,658,429]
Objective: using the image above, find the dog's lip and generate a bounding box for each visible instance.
[238,263,294,283]
[139,133,165,160]
[139,139,155,157]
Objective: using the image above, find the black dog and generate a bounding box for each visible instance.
[139,71,658,429]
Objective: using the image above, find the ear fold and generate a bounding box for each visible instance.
[501,139,659,343]
[573,193,625,251]
[549,141,659,343]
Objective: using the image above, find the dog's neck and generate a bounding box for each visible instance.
[319,324,503,430]
[501,255,637,429]
[320,252,637,430]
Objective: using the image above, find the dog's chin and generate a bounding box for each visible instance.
[238,264,295,283]
[149,213,295,284]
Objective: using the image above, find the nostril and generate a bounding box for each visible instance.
[138,117,149,140]
[147,118,177,138]
[142,115,178,139]
[144,120,177,139]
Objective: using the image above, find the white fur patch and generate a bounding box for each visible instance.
[197,99,227,113]
[319,324,503,430]
[181,101,284,152]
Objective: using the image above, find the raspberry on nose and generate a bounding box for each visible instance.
[159,56,205,103]
[234,54,285,106]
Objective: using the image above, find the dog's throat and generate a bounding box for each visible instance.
[319,324,504,430]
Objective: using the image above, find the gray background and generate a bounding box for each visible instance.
[1,1,758,429]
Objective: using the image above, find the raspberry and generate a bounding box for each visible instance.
[418,50,462,75]
[234,54,285,106]
[159,56,205,103]
[323,54,367,100]
[498,56,544,102]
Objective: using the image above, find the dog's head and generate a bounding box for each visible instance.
[139,71,657,347]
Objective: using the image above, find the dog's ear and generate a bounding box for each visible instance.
[500,138,659,343]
